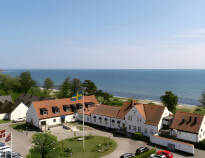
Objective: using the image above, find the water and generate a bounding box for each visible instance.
[2,69,205,105]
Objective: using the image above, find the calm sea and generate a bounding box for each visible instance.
[2,69,205,105]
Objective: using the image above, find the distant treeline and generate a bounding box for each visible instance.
[0,72,123,106]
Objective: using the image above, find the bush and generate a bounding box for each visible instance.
[132,132,144,140]
[195,140,205,150]
[134,148,156,158]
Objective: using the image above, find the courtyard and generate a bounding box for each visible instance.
[0,122,205,158]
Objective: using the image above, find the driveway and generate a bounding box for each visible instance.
[0,123,33,157]
[1,123,205,158]
[49,125,204,158]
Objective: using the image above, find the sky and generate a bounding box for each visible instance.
[1,0,205,69]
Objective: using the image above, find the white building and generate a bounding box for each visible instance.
[170,112,205,143]
[10,102,28,121]
[125,103,171,137]
[26,95,99,131]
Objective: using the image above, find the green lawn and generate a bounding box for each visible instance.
[9,122,40,132]
[59,136,117,158]
[0,120,10,124]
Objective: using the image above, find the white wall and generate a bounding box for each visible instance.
[26,104,39,127]
[150,134,194,154]
[172,130,198,143]
[198,116,205,142]
[158,107,170,130]
[65,114,77,123]
[0,113,9,120]
[10,103,28,121]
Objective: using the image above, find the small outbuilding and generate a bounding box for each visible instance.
[10,102,28,121]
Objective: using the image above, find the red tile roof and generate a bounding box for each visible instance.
[32,95,99,120]
[78,106,98,116]
[143,104,165,126]
[116,101,134,119]
[170,112,204,134]
[92,105,121,118]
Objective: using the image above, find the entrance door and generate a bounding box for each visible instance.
[61,116,65,124]
[168,143,175,151]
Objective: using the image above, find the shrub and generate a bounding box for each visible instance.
[132,132,144,140]
[134,148,156,158]
[195,140,205,150]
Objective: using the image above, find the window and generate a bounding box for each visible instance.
[87,117,89,122]
[53,119,56,123]
[145,128,147,134]
[41,121,46,125]
[133,126,136,131]
[112,120,115,126]
[150,129,154,134]
[138,126,141,132]
[105,118,108,124]
[43,111,48,115]
[99,117,102,123]
[129,125,131,130]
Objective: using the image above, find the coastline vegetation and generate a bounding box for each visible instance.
[0,71,123,106]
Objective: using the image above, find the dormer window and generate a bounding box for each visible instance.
[85,102,94,108]
[40,108,48,115]
[76,103,83,109]
[52,106,60,114]
[63,105,70,112]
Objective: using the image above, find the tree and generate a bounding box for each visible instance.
[58,77,71,98]
[200,91,205,107]
[27,133,60,158]
[19,72,36,94]
[70,78,83,95]
[83,80,97,95]
[160,91,178,113]
[0,74,20,93]
[43,78,54,90]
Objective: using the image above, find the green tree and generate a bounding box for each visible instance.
[58,77,71,98]
[0,73,20,93]
[43,78,54,90]
[160,91,178,113]
[19,72,36,94]
[27,133,60,158]
[200,91,205,107]
[83,80,97,95]
[70,78,83,95]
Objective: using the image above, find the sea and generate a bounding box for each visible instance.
[2,69,205,106]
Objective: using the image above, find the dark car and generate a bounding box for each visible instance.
[135,147,149,155]
[120,153,135,158]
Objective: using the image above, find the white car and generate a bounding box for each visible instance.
[0,145,11,152]
[13,118,26,123]
[150,153,166,158]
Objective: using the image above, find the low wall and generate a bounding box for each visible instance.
[150,134,194,154]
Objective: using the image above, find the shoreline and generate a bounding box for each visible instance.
[114,95,199,111]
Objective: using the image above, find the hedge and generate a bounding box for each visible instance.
[132,132,144,140]
[134,148,156,158]
[195,139,205,150]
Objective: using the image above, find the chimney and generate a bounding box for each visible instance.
[186,116,192,124]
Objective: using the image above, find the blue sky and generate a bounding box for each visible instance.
[1,0,205,69]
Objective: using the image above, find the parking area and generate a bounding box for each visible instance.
[1,123,205,158]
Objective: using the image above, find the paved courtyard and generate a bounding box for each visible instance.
[0,123,205,158]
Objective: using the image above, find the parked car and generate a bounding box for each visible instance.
[0,142,5,147]
[120,153,135,158]
[157,150,173,158]
[12,151,23,158]
[0,146,11,152]
[13,118,26,123]
[150,153,167,158]
[135,147,149,155]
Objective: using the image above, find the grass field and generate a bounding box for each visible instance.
[0,120,10,124]
[59,136,117,158]
[9,122,40,132]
